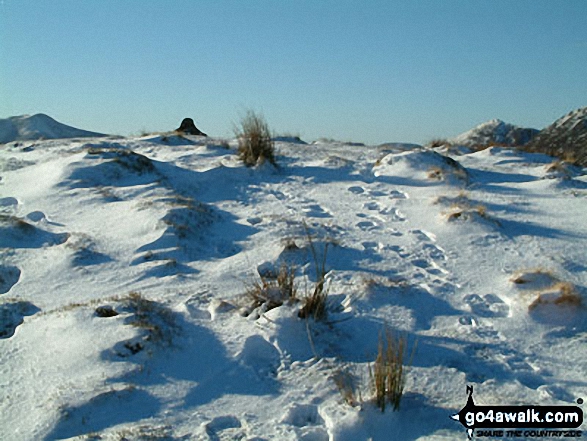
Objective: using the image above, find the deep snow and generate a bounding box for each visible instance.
[1,132,586,440]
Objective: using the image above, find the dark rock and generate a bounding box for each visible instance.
[95,305,119,318]
[176,118,207,136]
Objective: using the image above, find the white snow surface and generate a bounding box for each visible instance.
[0,114,107,144]
[1,135,586,440]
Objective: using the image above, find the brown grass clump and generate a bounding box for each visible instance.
[298,226,330,321]
[121,292,179,346]
[369,329,415,412]
[445,203,491,223]
[246,263,298,313]
[528,282,583,311]
[235,110,276,167]
[426,139,451,148]
[544,160,580,179]
[427,166,444,180]
[509,268,559,292]
[427,156,469,183]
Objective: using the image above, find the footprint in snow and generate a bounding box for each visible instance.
[204,415,244,441]
[25,211,46,222]
[422,243,448,261]
[389,245,410,258]
[363,201,381,211]
[348,185,365,194]
[380,206,406,222]
[409,228,436,242]
[389,189,409,199]
[302,203,332,218]
[362,241,383,251]
[0,265,21,294]
[464,293,510,318]
[410,258,448,276]
[281,403,324,427]
[0,197,19,214]
[246,216,263,225]
[356,220,380,231]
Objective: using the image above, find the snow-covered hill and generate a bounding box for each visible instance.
[525,107,587,166]
[0,114,107,144]
[1,133,586,440]
[451,119,539,148]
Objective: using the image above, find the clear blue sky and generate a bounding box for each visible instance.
[1,0,586,144]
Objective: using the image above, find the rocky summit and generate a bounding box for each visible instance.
[451,119,539,148]
[525,107,587,165]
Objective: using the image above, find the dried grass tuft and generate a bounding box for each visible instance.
[369,328,416,412]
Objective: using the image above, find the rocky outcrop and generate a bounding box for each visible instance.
[524,107,587,166]
[451,119,539,148]
[176,118,207,136]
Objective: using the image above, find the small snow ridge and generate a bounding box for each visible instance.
[0,265,21,294]
[66,234,113,267]
[0,214,69,248]
[0,300,40,338]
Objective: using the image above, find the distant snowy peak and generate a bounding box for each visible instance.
[452,119,539,148]
[526,107,587,166]
[0,114,107,144]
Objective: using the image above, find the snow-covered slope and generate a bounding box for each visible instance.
[525,107,587,166]
[0,135,586,440]
[0,114,107,144]
[451,119,539,148]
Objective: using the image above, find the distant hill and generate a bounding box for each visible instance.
[0,114,107,144]
[524,107,587,166]
[451,119,539,148]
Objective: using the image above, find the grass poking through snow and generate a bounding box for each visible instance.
[298,223,330,321]
[369,328,415,412]
[235,110,276,167]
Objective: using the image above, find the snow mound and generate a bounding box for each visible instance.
[0,113,106,144]
[374,148,468,185]
[452,119,538,148]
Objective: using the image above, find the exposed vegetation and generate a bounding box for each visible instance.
[528,282,583,311]
[121,291,179,346]
[369,329,415,412]
[426,138,451,148]
[298,225,330,321]
[86,147,155,174]
[436,191,497,225]
[245,263,298,314]
[333,367,360,407]
[235,110,276,166]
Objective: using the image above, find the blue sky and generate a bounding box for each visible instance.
[1,0,586,144]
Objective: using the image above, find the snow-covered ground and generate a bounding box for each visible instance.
[1,133,586,440]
